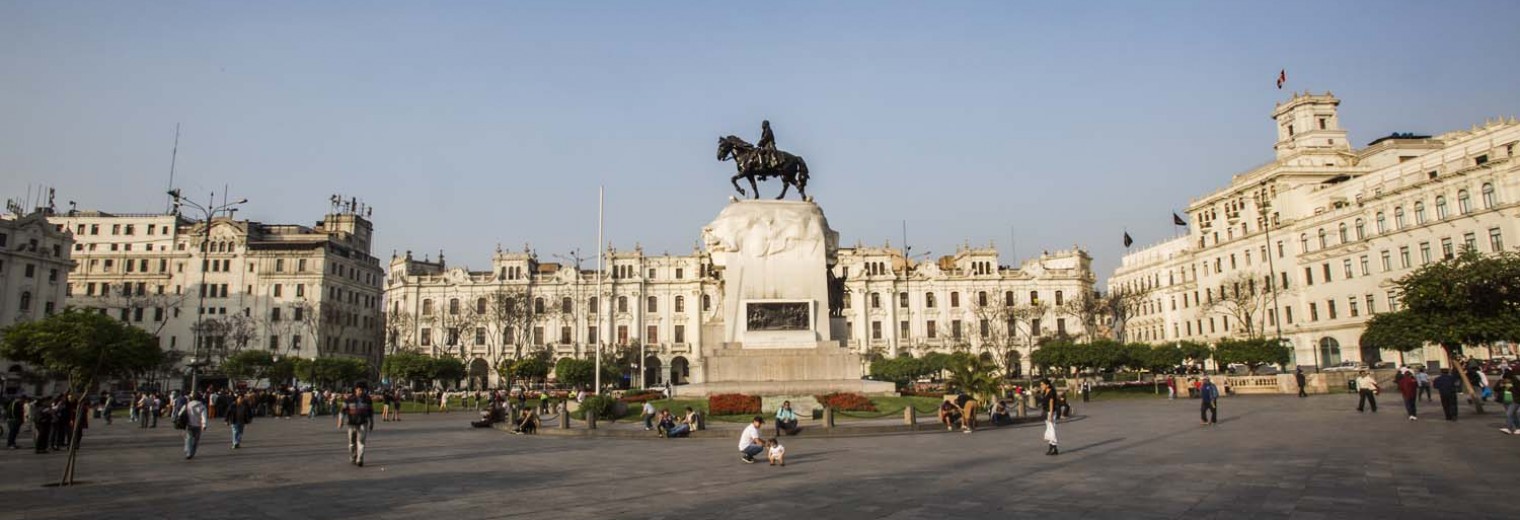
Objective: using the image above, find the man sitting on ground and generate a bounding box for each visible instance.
[990,400,1013,426]
[937,399,963,431]
[774,400,800,436]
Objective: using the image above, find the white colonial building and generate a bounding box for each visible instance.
[1111,92,1520,370]
[385,242,1093,387]
[1,208,75,396]
[50,199,385,388]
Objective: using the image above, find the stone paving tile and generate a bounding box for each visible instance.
[4,394,1518,519]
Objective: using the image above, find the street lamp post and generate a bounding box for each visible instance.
[168,190,247,393]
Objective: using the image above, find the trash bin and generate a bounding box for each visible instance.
[1347,379,1357,391]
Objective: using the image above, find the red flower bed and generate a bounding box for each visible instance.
[619,390,663,403]
[814,392,877,412]
[708,393,761,415]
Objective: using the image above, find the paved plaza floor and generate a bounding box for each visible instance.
[4,393,1516,519]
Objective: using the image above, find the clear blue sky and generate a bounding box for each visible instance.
[4,1,1517,281]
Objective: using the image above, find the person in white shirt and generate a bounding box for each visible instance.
[738,416,764,463]
[1356,371,1380,413]
[767,438,786,466]
[641,401,657,431]
[183,393,209,460]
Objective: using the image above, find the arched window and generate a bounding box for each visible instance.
[1354,218,1365,240]
[588,297,599,313]
[19,291,31,311]
[1435,196,1448,219]
[1317,228,1327,248]
[1055,290,1064,306]
[1318,337,1342,368]
[617,296,628,313]
[925,293,936,308]
[534,297,545,314]
[700,294,711,312]
[422,299,434,315]
[646,296,658,312]
[1004,291,1015,306]
[476,298,487,314]
[1337,223,1348,243]
[871,292,881,308]
[1376,212,1386,233]
[1299,233,1309,252]
[950,292,960,308]
[1482,183,1496,208]
[1414,201,1426,224]
[1458,189,1471,214]
[449,298,460,315]
[561,297,572,314]
[675,295,685,313]
[1394,207,1406,229]
[1029,291,1040,304]
[977,291,988,307]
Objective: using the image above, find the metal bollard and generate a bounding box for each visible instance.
[904,406,917,428]
[1017,395,1028,417]
[823,407,836,429]
[557,403,570,429]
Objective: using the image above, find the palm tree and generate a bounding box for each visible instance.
[945,353,1001,404]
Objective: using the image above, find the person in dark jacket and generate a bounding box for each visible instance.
[226,394,254,448]
[1295,369,1308,398]
[1398,371,1420,420]
[30,397,52,454]
[1199,377,1220,425]
[338,383,375,466]
[5,396,27,449]
[1433,369,1460,421]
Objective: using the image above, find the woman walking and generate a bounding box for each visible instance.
[1039,379,1059,456]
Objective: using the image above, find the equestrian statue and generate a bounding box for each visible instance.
[717,120,810,200]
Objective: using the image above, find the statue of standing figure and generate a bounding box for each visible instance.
[717,120,810,200]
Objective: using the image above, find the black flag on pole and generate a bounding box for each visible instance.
[1173,212,1187,226]
[1123,232,1133,248]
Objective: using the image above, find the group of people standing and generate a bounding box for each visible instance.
[3,393,88,454]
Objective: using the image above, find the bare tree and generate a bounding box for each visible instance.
[424,296,484,359]
[1204,271,1288,338]
[970,290,1047,377]
[384,307,417,354]
[1104,284,1154,343]
[1057,291,1108,342]
[482,288,533,363]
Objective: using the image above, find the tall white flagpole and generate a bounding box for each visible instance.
[595,185,604,394]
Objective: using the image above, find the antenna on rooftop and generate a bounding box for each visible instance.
[166,123,181,214]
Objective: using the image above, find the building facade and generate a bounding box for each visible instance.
[1111,92,1520,370]
[0,209,75,395]
[50,200,385,388]
[385,243,1094,387]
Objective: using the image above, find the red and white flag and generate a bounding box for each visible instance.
[1276,69,1287,89]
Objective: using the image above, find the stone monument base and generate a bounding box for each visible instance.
[682,342,898,397]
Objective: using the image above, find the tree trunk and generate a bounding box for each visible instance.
[1443,344,1484,414]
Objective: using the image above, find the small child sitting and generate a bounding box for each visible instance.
[767,438,785,467]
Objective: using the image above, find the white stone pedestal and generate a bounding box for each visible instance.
[691,199,895,397]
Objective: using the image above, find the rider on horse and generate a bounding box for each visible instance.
[753,120,779,171]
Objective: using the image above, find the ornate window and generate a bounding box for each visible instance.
[1435,196,1448,219]
[1482,183,1497,208]
[1354,218,1365,240]
[1457,190,1472,214]
[1414,201,1426,224]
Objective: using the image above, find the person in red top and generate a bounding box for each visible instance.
[1398,370,1420,421]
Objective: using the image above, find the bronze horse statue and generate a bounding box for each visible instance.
[717,135,810,200]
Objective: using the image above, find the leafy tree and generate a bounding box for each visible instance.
[555,358,599,389]
[869,356,930,388]
[0,309,164,485]
[431,355,467,389]
[510,355,552,383]
[1029,338,1076,375]
[310,357,369,388]
[1212,338,1290,375]
[1177,341,1213,370]
[221,350,275,387]
[1131,344,1184,374]
[381,351,436,389]
[1361,250,1520,413]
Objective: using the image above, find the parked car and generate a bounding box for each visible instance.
[1371,361,1398,370]
[1323,361,1367,373]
